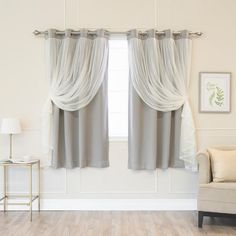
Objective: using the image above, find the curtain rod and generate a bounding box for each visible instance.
[33,29,203,37]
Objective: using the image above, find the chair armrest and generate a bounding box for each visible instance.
[197,151,211,184]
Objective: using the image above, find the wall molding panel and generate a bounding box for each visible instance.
[168,169,198,194]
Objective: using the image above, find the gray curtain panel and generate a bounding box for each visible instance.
[52,75,109,168]
[44,29,109,168]
[129,83,184,170]
[128,29,195,170]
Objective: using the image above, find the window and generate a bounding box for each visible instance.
[108,40,128,138]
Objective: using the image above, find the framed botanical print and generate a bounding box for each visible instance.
[199,72,231,113]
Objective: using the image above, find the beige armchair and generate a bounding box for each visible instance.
[197,146,236,227]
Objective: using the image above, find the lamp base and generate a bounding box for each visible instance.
[9,133,13,159]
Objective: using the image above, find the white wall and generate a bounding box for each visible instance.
[0,0,236,208]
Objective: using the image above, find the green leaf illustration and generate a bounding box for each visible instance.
[215,86,224,107]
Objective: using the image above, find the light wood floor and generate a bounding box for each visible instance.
[0,211,236,236]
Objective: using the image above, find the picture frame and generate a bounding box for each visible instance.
[199,72,231,113]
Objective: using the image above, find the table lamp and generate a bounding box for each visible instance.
[1,118,21,159]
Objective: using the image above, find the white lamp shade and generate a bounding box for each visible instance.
[1,118,22,134]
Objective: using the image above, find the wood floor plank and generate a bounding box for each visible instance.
[0,211,235,236]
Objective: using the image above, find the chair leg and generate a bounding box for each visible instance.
[198,211,204,228]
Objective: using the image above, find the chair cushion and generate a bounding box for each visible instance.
[198,182,236,214]
[199,182,236,203]
[208,148,236,182]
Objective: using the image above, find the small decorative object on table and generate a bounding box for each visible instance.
[0,158,40,221]
[199,72,231,113]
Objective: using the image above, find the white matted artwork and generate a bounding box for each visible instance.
[199,72,231,113]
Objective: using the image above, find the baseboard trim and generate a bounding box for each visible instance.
[1,199,197,211]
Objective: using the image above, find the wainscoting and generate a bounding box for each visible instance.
[1,128,236,210]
